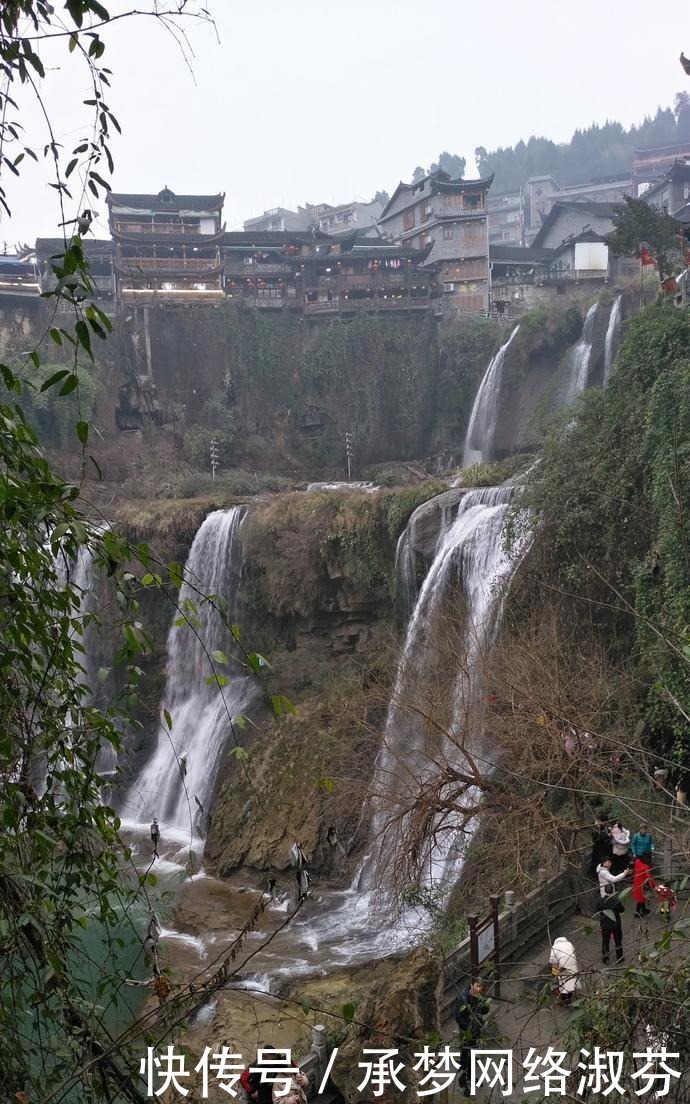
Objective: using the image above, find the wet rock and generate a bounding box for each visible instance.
[408,489,465,558]
[334,947,443,1101]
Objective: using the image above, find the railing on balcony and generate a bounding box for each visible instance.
[432,206,487,219]
[493,266,608,286]
[121,256,219,271]
[303,296,432,315]
[224,261,293,277]
[114,221,202,235]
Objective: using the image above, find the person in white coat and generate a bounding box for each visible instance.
[610,821,631,874]
[597,856,631,897]
[549,936,580,1004]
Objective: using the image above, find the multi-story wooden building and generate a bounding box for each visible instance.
[107,187,225,304]
[377,170,493,313]
[223,229,435,317]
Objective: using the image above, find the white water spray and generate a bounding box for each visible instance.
[124,508,257,846]
[360,485,526,897]
[463,326,520,467]
[603,295,622,387]
[565,302,598,400]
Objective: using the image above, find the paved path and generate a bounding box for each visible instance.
[442,890,690,1102]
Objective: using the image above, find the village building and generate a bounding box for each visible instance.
[640,159,690,220]
[310,199,383,238]
[243,207,312,234]
[243,199,383,239]
[633,142,690,194]
[377,170,493,313]
[0,246,39,301]
[488,189,525,247]
[35,238,115,303]
[222,228,434,317]
[107,187,225,304]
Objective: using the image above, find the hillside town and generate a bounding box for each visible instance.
[2,142,690,321]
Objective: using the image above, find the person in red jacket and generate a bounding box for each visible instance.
[632,852,657,918]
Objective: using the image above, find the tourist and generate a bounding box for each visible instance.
[653,882,678,923]
[598,895,625,965]
[590,814,612,876]
[549,936,580,1005]
[241,1047,278,1104]
[454,979,489,1092]
[610,821,631,874]
[272,1066,309,1104]
[150,817,160,860]
[630,823,655,859]
[632,852,657,918]
[597,856,631,898]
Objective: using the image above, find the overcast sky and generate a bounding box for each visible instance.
[2,0,685,244]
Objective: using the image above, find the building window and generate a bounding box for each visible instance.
[403,208,415,231]
[443,227,453,240]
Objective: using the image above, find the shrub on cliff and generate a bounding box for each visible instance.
[513,303,690,774]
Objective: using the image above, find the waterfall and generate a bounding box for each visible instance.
[361,485,526,893]
[462,325,520,467]
[124,507,257,846]
[394,523,418,616]
[603,295,622,386]
[565,302,598,400]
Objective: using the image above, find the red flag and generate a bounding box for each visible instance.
[640,247,657,266]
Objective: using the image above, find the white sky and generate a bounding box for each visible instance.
[2,0,686,244]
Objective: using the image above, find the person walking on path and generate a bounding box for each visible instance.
[610,821,631,874]
[631,823,655,860]
[590,815,612,876]
[597,856,631,898]
[632,851,657,918]
[549,937,580,1005]
[598,895,625,964]
[454,979,489,1093]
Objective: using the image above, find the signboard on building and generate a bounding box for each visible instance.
[574,242,608,272]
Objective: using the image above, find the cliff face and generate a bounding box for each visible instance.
[129,307,500,475]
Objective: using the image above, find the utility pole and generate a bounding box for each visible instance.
[210,438,219,480]
[345,430,352,480]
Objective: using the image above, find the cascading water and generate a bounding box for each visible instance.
[462,325,520,467]
[603,294,622,387]
[360,485,527,897]
[565,302,598,400]
[124,507,258,849]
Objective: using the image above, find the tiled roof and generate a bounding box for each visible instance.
[379,172,494,219]
[35,237,113,253]
[222,230,331,247]
[108,189,224,212]
[531,200,621,249]
[490,244,557,263]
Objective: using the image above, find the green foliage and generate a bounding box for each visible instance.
[174,470,293,499]
[606,196,684,282]
[400,884,469,952]
[456,454,532,488]
[513,303,690,771]
[476,104,683,193]
[436,316,501,437]
[4,359,104,448]
[244,483,444,620]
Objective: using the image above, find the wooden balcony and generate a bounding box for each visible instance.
[120,256,219,272]
[224,261,293,277]
[304,296,432,316]
[114,221,202,235]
